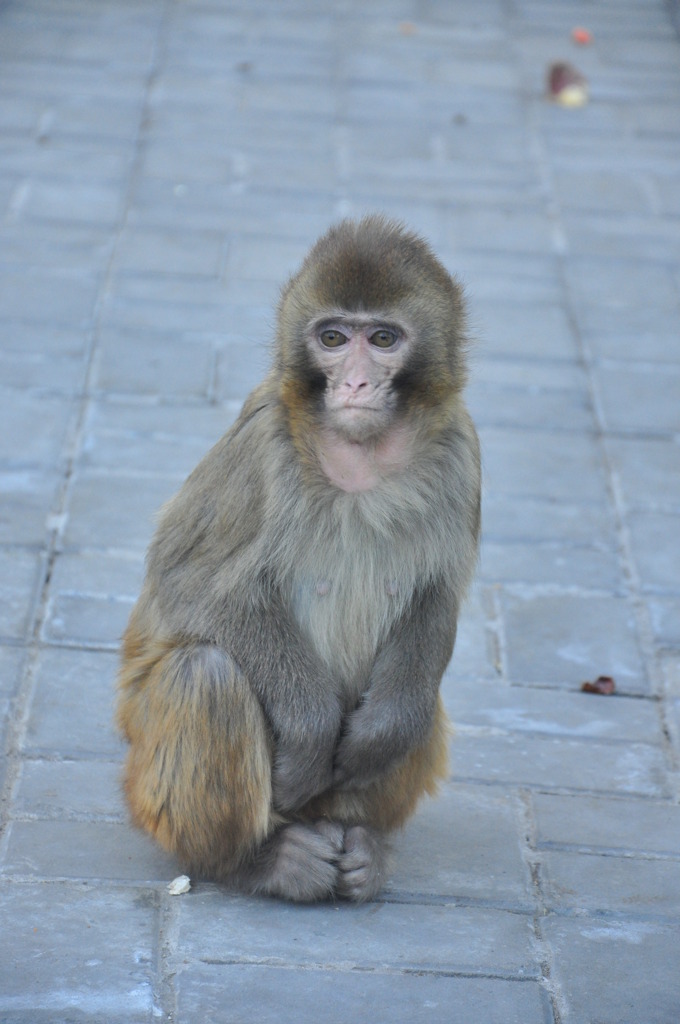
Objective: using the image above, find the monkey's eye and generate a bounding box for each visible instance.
[320,329,347,348]
[370,329,397,349]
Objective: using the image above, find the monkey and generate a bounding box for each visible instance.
[116,215,481,903]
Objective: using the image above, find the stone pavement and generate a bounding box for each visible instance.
[1,1,679,1021]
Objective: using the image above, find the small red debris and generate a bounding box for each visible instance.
[571,27,593,46]
[581,675,616,695]
[547,62,589,107]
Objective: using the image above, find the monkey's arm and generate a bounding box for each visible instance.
[332,581,457,789]
[223,590,343,813]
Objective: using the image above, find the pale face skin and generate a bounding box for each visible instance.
[305,315,416,492]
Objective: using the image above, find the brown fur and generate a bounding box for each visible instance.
[116,216,480,901]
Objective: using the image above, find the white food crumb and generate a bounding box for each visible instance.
[167,874,191,895]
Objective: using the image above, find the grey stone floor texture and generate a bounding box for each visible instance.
[1,1,679,1022]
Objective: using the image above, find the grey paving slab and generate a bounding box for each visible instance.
[501,593,647,692]
[542,849,680,916]
[482,492,619,546]
[78,403,233,480]
[450,731,669,797]
[93,329,217,395]
[174,891,539,978]
[445,583,500,681]
[23,647,122,756]
[450,202,554,255]
[0,220,114,275]
[565,256,680,311]
[626,510,680,593]
[533,792,680,855]
[0,648,24,789]
[0,323,88,392]
[175,965,550,1024]
[0,140,132,192]
[2,820,178,881]
[607,437,680,511]
[0,390,75,465]
[114,226,226,276]
[468,376,596,434]
[472,357,588,394]
[647,595,680,646]
[0,645,24,701]
[669,698,680,765]
[0,268,100,325]
[62,471,179,550]
[128,179,338,237]
[594,363,680,436]
[472,299,579,361]
[575,297,678,339]
[656,173,680,214]
[84,396,240,447]
[457,252,564,305]
[14,759,125,821]
[480,427,610,506]
[388,783,532,904]
[479,539,623,590]
[48,548,145,600]
[564,213,680,264]
[553,169,653,214]
[544,916,680,1024]
[216,337,273,400]
[446,680,663,746]
[0,883,158,1024]
[102,287,270,338]
[19,180,125,228]
[0,548,44,641]
[44,590,135,648]
[0,469,60,546]
[223,234,319,283]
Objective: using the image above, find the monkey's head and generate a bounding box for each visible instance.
[276,216,468,447]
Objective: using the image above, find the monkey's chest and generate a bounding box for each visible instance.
[288,570,407,684]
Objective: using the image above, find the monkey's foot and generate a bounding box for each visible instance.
[337,825,389,903]
[251,822,343,902]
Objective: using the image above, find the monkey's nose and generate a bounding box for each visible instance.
[344,377,369,393]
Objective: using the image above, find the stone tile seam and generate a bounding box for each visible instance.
[536,842,680,862]
[514,784,566,1023]
[155,890,179,1018]
[194,960,543,983]
[452,777,669,798]
[39,581,680,602]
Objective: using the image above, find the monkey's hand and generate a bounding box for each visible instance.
[333,583,457,790]
[332,702,414,790]
[272,734,336,813]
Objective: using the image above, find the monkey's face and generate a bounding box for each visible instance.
[306,314,410,443]
[277,217,468,453]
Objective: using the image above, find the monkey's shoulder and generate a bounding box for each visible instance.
[146,387,296,570]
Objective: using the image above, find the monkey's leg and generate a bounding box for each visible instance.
[120,643,274,879]
[120,642,345,900]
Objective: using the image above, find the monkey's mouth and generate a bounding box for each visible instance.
[332,398,382,414]
[334,405,384,426]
